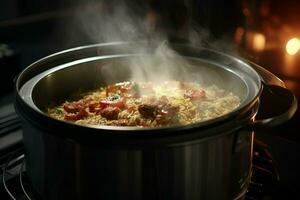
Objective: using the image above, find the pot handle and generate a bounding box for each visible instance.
[247,61,297,129]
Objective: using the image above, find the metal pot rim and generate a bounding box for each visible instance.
[15,42,262,137]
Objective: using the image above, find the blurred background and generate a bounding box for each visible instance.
[0,0,300,198]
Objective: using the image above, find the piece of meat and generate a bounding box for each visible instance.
[138,103,158,118]
[64,109,88,121]
[138,96,177,119]
[63,103,80,113]
[100,107,120,120]
[63,99,93,113]
[88,101,101,113]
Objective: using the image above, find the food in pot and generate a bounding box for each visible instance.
[48,81,240,127]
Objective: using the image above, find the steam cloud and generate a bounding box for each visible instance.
[69,0,238,90]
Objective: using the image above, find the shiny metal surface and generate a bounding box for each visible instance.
[14,42,297,200]
[23,121,253,200]
[17,42,262,112]
[18,42,296,134]
[17,42,262,134]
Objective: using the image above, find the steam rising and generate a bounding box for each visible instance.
[78,1,160,44]
[72,1,238,90]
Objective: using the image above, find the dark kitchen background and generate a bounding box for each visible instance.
[1,0,300,199]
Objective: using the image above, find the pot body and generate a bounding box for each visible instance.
[16,42,296,200]
[23,121,253,200]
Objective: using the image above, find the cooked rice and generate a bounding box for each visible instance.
[48,81,240,127]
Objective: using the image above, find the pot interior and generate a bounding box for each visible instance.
[31,55,250,113]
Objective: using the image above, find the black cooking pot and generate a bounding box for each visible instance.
[15,42,297,200]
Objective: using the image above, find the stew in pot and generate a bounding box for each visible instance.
[48,81,240,127]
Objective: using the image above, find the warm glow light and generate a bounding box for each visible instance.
[252,33,266,52]
[286,38,300,55]
[245,32,266,52]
